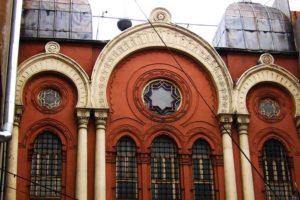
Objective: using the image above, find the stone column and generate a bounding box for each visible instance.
[219,114,237,200]
[75,108,90,200]
[94,109,108,200]
[4,105,23,200]
[237,115,255,200]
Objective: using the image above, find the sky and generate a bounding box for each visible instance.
[89,0,300,43]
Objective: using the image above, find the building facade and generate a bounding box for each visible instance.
[3,2,300,200]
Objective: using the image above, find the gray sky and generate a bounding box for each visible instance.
[89,0,300,42]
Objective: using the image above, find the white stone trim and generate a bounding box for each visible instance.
[91,22,233,113]
[16,53,90,108]
[235,64,300,116]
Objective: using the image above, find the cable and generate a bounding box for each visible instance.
[92,15,218,27]
[0,168,77,200]
[134,1,281,199]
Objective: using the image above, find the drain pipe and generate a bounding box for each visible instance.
[0,0,23,141]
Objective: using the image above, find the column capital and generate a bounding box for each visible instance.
[94,109,108,130]
[237,114,250,135]
[295,115,300,137]
[14,105,23,127]
[218,114,233,135]
[77,108,90,128]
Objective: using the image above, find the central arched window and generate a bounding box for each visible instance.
[262,139,293,200]
[30,131,62,198]
[150,135,181,200]
[116,137,138,199]
[192,139,215,200]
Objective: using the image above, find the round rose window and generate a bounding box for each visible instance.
[38,88,62,110]
[143,80,181,115]
[259,98,280,119]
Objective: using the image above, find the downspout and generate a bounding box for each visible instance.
[0,0,23,141]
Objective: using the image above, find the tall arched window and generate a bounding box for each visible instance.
[150,135,181,200]
[116,137,138,199]
[262,139,293,199]
[192,139,215,200]
[30,131,62,198]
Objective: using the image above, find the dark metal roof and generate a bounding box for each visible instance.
[21,0,93,40]
[212,2,295,51]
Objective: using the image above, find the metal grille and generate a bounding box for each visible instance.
[30,132,62,198]
[262,139,293,200]
[143,80,181,115]
[192,139,215,200]
[116,137,138,200]
[151,136,181,200]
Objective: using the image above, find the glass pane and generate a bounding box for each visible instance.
[192,139,215,200]
[144,80,181,115]
[30,132,62,198]
[151,136,181,200]
[259,98,280,119]
[262,139,293,199]
[116,137,138,199]
[38,88,61,109]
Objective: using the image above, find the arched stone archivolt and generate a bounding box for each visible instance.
[91,14,233,114]
[235,60,300,117]
[16,42,90,108]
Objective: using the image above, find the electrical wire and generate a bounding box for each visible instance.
[0,168,77,200]
[92,15,218,27]
[134,0,282,199]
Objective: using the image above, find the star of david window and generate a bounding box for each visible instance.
[38,88,61,110]
[259,98,280,119]
[143,80,181,115]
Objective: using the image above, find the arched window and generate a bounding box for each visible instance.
[192,139,215,200]
[262,139,293,199]
[150,135,181,200]
[30,131,62,198]
[116,137,138,199]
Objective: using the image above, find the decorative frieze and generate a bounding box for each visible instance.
[77,108,90,129]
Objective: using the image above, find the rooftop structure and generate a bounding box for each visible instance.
[212,1,295,51]
[21,0,93,39]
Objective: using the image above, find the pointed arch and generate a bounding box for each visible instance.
[16,51,90,108]
[91,22,233,114]
[235,64,300,117]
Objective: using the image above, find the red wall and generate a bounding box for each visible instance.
[16,40,300,200]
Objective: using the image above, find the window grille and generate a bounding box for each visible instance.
[143,80,181,115]
[116,137,138,199]
[192,139,215,200]
[150,136,181,200]
[262,139,293,200]
[30,132,62,198]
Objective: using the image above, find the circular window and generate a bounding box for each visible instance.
[259,98,280,119]
[38,88,62,110]
[143,80,181,115]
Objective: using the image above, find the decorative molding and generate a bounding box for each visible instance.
[31,80,68,114]
[236,114,250,135]
[235,63,300,117]
[150,7,172,23]
[94,108,109,130]
[258,53,274,65]
[218,114,233,135]
[91,21,233,114]
[16,51,90,108]
[19,118,75,148]
[137,152,150,164]
[77,108,90,128]
[179,154,192,165]
[45,41,60,54]
[13,105,24,127]
[133,69,191,123]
